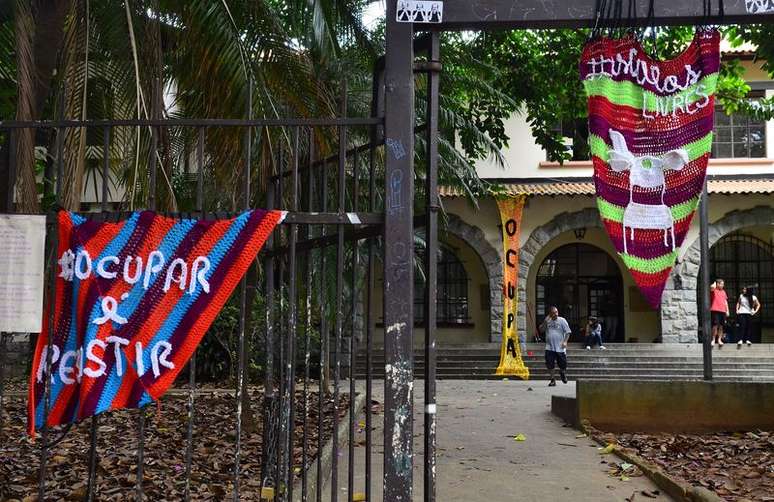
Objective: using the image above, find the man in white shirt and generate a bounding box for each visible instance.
[539,306,572,386]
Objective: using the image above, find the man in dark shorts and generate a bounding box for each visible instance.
[539,306,572,386]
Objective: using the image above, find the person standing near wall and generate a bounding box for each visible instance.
[540,306,571,386]
[736,286,761,346]
[710,279,730,347]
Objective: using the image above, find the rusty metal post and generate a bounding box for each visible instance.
[383,2,415,499]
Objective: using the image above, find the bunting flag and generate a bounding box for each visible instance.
[580,29,720,309]
[28,209,282,434]
[495,196,529,379]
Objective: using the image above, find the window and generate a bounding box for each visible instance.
[711,94,767,159]
[414,244,470,325]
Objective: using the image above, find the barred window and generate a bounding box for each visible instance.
[415,244,471,325]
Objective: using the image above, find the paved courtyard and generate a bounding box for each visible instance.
[331,379,672,501]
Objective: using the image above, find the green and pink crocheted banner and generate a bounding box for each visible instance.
[580,29,720,309]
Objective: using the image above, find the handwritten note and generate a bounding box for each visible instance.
[0,215,46,332]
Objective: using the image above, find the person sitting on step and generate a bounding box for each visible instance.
[584,316,606,350]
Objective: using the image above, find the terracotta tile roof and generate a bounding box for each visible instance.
[439,177,774,197]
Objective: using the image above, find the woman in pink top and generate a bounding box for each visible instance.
[710,279,729,347]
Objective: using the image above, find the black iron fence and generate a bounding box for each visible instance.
[0,36,444,499]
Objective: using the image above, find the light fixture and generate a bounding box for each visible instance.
[574,227,586,240]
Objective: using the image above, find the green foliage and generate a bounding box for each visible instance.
[453,26,774,163]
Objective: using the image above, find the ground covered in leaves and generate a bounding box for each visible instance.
[613,431,774,501]
[0,384,350,501]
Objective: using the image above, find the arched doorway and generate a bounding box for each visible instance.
[535,243,625,343]
[701,232,774,343]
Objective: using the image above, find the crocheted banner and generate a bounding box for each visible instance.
[580,29,720,309]
[28,209,281,434]
[495,196,529,379]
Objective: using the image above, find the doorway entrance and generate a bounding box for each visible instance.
[535,244,625,343]
[701,232,774,343]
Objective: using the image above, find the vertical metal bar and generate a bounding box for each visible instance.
[700,182,713,380]
[39,94,65,500]
[137,79,160,502]
[100,126,111,212]
[233,79,253,501]
[1,129,15,212]
[0,333,8,435]
[184,128,205,501]
[285,127,300,502]
[147,79,159,211]
[365,61,385,502]
[331,80,348,502]
[87,125,111,502]
[383,3,415,498]
[276,149,287,497]
[348,149,359,502]
[315,158,328,502]
[423,32,440,502]
[301,129,315,502]
[261,172,276,493]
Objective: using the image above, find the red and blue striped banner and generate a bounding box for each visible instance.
[28,209,281,434]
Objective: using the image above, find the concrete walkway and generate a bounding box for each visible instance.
[329,380,672,501]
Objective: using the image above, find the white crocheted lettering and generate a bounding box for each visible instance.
[107,336,130,377]
[74,250,93,280]
[163,258,189,293]
[36,345,60,383]
[151,340,175,378]
[143,250,166,290]
[189,256,211,294]
[586,49,702,94]
[83,339,107,378]
[58,350,78,385]
[96,256,120,279]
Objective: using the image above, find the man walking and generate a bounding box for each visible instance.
[540,306,572,386]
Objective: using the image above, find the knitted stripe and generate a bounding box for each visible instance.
[42,216,140,427]
[597,196,699,224]
[589,132,713,163]
[79,215,176,419]
[583,73,718,112]
[582,28,720,309]
[593,156,708,208]
[94,218,203,416]
[588,114,714,153]
[146,210,280,397]
[28,209,281,434]
[603,218,694,259]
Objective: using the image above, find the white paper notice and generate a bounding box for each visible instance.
[0,215,46,332]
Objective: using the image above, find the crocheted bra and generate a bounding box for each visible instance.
[28,209,281,434]
[580,29,720,309]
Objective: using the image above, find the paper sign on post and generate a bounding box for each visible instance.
[0,214,46,333]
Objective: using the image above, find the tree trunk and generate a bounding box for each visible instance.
[13,0,40,214]
[13,0,70,213]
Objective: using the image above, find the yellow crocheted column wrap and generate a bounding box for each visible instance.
[495,195,530,379]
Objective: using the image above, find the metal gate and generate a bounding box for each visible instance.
[2,1,773,501]
[0,27,441,500]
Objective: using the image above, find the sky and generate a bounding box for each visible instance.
[363,1,385,30]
